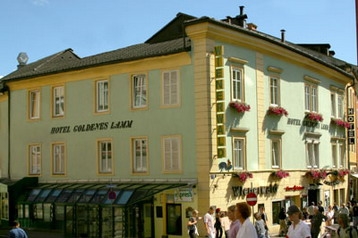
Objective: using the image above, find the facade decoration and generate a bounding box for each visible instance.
[305,112,324,122]
[229,101,250,113]
[267,106,288,117]
[331,118,350,128]
[305,169,327,180]
[233,171,253,183]
[270,170,290,180]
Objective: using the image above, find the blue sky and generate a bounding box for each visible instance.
[0,0,356,77]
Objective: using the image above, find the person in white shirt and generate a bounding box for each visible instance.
[204,206,216,238]
[286,205,311,238]
[235,202,258,238]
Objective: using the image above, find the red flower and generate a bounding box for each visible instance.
[331,118,350,129]
[234,171,253,182]
[267,106,288,116]
[229,101,251,113]
[272,170,290,179]
[306,169,327,179]
[306,112,323,122]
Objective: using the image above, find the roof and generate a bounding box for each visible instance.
[1,12,354,82]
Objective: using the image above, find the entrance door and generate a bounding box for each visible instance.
[143,203,153,238]
[308,189,318,205]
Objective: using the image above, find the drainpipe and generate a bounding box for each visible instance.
[0,82,10,180]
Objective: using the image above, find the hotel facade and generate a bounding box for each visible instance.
[0,10,357,238]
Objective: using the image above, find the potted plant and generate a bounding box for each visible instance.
[229,101,250,113]
[305,169,327,180]
[267,106,288,117]
[270,170,290,179]
[331,118,350,128]
[305,112,324,122]
[233,171,253,182]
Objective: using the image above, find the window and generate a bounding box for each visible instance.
[29,144,41,175]
[272,201,285,225]
[98,140,112,174]
[53,86,64,117]
[330,88,344,118]
[29,90,40,119]
[166,204,182,236]
[162,136,181,172]
[52,143,65,175]
[304,83,318,112]
[96,80,109,112]
[332,139,345,168]
[231,66,244,101]
[306,138,319,168]
[271,139,281,168]
[270,77,280,106]
[162,70,179,106]
[132,74,147,108]
[233,137,245,170]
[132,138,148,173]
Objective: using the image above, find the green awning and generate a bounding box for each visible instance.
[22,181,195,206]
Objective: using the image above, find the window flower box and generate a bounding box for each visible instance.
[305,169,327,180]
[305,112,323,122]
[233,171,253,182]
[267,106,288,117]
[270,170,290,179]
[229,101,250,113]
[331,118,350,129]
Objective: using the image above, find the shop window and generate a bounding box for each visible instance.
[166,204,182,236]
[272,201,284,225]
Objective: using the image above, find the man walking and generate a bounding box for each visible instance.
[204,206,216,238]
[8,221,28,238]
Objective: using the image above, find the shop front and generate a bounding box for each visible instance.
[16,181,191,238]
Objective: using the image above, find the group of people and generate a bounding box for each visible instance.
[278,200,358,238]
[188,203,269,238]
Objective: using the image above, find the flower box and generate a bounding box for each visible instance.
[305,169,327,180]
[233,171,253,182]
[271,170,290,179]
[267,106,288,117]
[305,112,324,122]
[331,118,350,129]
[229,101,250,113]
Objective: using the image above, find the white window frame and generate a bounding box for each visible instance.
[231,66,244,101]
[29,89,40,119]
[270,76,280,106]
[132,74,147,109]
[233,137,245,170]
[304,83,318,112]
[162,136,181,173]
[96,80,109,112]
[53,86,65,117]
[162,70,180,106]
[29,144,41,175]
[332,139,345,168]
[330,88,344,119]
[271,139,281,168]
[98,140,112,174]
[52,143,65,175]
[132,138,148,173]
[306,138,319,168]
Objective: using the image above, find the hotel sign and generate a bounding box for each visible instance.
[214,46,226,158]
[348,108,355,144]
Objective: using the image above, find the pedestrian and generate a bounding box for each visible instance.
[187,209,201,238]
[227,205,241,238]
[278,207,287,236]
[215,208,223,238]
[338,203,350,216]
[336,213,358,238]
[259,206,269,237]
[325,205,334,226]
[220,211,231,238]
[352,201,358,228]
[310,206,326,238]
[8,221,28,238]
[317,201,324,214]
[286,205,311,238]
[235,202,257,238]
[254,212,266,238]
[204,206,216,238]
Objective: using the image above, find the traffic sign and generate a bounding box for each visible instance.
[246,192,257,206]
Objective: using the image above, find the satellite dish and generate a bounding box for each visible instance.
[17,52,29,65]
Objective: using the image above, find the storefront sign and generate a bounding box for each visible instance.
[50,120,133,134]
[285,185,304,191]
[232,184,278,197]
[214,45,226,158]
[174,189,193,202]
[287,118,329,130]
[348,108,355,144]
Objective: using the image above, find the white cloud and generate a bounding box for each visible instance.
[31,0,49,6]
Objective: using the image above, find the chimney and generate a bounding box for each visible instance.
[237,6,248,27]
[280,29,286,43]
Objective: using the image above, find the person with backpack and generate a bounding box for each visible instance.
[337,213,358,238]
